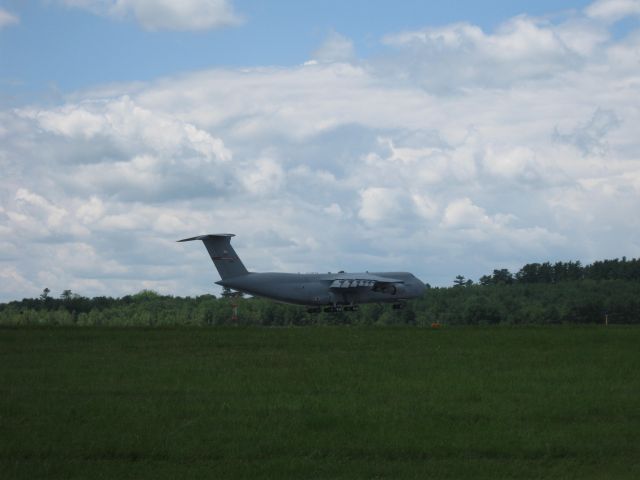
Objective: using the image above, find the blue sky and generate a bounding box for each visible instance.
[1,0,640,300]
[2,1,597,98]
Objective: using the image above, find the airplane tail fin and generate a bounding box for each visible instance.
[178,234,249,279]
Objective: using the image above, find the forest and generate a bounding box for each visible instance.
[2,257,639,326]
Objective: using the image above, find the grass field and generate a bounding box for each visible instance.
[1,326,639,479]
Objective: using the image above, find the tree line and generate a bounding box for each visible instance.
[1,257,639,327]
[470,257,640,285]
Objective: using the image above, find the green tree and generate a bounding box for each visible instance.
[453,275,467,287]
[132,289,161,300]
[492,269,514,285]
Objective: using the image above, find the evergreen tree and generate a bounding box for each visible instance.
[453,275,467,287]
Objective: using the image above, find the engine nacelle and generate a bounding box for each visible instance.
[375,283,405,296]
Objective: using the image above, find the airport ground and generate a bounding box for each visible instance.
[1,325,639,479]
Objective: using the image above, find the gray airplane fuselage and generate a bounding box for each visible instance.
[217,271,426,306]
[179,234,426,308]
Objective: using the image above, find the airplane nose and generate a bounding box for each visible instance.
[413,276,427,294]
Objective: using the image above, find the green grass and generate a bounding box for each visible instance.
[1,326,639,479]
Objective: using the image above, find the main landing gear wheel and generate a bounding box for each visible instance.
[323,306,342,313]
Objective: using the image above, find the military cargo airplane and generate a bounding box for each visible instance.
[179,234,426,312]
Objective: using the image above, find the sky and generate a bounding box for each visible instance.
[1,0,640,301]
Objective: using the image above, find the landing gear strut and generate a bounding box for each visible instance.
[392,303,405,310]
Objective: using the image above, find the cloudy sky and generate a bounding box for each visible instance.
[1,0,639,301]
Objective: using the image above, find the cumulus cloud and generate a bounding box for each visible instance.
[238,157,285,196]
[61,0,242,31]
[586,0,640,22]
[0,8,18,28]
[380,13,610,90]
[2,0,640,299]
[31,96,224,145]
[359,187,408,224]
[442,198,492,229]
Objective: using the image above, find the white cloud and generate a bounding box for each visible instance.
[0,8,18,29]
[384,16,564,61]
[586,0,640,22]
[311,31,356,63]
[76,196,106,224]
[380,14,604,90]
[442,198,492,229]
[15,189,68,229]
[24,96,231,161]
[605,30,640,72]
[240,157,284,195]
[0,267,37,299]
[358,187,406,223]
[482,146,542,181]
[553,19,610,56]
[324,203,344,218]
[61,0,242,31]
[34,106,106,138]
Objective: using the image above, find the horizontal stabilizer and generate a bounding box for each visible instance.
[178,234,235,242]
